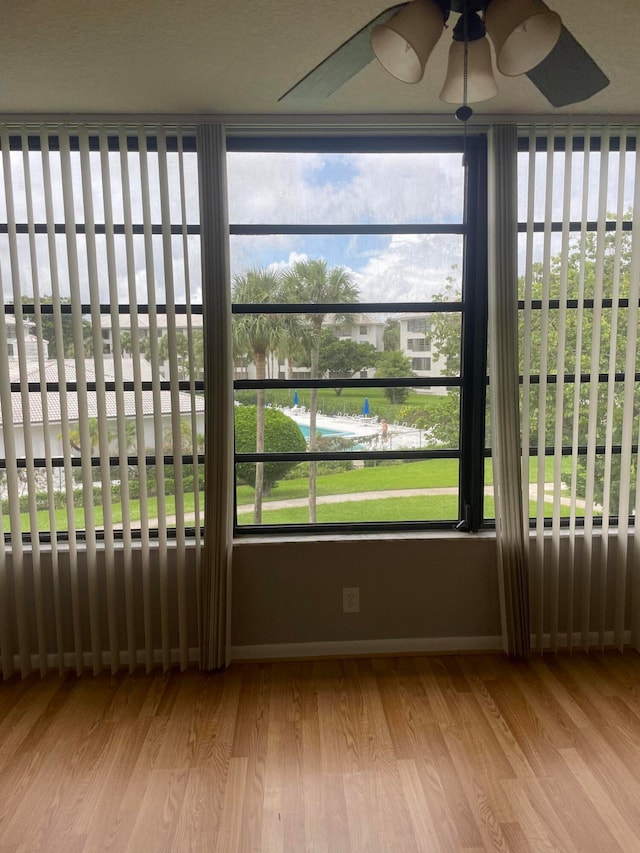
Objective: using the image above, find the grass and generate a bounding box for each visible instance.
[238,458,460,505]
[4,491,203,535]
[8,453,581,533]
[237,497,568,526]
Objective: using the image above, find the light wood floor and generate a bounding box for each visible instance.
[2,653,640,851]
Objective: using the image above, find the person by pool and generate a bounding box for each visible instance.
[380,418,388,442]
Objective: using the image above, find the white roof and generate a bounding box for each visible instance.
[322,313,385,328]
[99,313,203,331]
[3,358,203,426]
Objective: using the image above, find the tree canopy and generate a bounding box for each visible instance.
[317,331,378,395]
[375,351,415,404]
[234,406,306,495]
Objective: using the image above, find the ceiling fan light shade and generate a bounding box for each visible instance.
[371,0,445,84]
[485,0,562,76]
[439,36,498,104]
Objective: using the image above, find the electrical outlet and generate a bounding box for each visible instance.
[343,587,360,613]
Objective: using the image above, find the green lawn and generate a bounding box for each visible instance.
[237,458,460,505]
[7,453,580,533]
[237,496,567,525]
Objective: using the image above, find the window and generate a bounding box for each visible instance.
[513,129,640,527]
[227,136,487,532]
[407,318,429,334]
[0,129,204,545]
[359,325,368,335]
[412,357,431,371]
[408,337,428,352]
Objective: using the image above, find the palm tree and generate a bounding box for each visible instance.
[232,269,301,523]
[68,417,102,455]
[282,259,359,522]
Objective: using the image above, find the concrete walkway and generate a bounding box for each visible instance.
[237,484,585,515]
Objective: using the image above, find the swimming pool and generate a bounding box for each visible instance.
[297,424,353,439]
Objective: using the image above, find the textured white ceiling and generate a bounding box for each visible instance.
[0,0,637,117]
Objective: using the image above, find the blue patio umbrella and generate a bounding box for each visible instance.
[362,397,370,416]
[293,389,299,406]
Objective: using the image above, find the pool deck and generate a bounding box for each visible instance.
[281,406,430,450]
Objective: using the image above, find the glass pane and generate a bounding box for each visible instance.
[235,459,459,526]
[232,310,461,383]
[230,234,464,303]
[227,151,465,225]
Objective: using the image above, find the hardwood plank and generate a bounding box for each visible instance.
[1,654,640,850]
[124,768,189,852]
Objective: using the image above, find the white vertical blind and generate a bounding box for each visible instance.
[0,124,204,676]
[519,125,640,651]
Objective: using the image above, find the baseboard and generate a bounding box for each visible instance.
[230,635,505,662]
[532,630,632,649]
[15,647,201,673]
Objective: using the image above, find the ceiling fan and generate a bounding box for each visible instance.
[279,0,609,111]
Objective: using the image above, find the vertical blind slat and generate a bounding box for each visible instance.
[157,128,189,669]
[20,129,49,675]
[1,129,30,676]
[42,132,84,674]
[139,131,171,671]
[522,127,537,650]
[119,130,154,673]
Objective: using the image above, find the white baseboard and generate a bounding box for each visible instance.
[230,635,505,661]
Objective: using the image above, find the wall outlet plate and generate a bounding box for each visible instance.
[343,587,360,613]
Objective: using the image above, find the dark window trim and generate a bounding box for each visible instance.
[230,133,488,534]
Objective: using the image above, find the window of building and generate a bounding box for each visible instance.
[412,357,432,371]
[408,337,428,352]
[407,318,429,334]
[0,130,203,545]
[359,325,368,335]
[227,135,488,532]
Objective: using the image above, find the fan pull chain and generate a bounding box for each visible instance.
[456,1,473,123]
[456,0,472,168]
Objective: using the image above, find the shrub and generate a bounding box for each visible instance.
[235,406,306,494]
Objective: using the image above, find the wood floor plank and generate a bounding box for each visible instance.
[1,654,640,850]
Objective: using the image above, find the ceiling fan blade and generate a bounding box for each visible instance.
[526,25,609,108]
[279,4,408,102]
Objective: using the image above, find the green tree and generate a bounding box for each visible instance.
[163,417,194,454]
[139,333,169,364]
[68,417,102,455]
[232,269,302,523]
[282,259,359,522]
[375,351,415,405]
[316,330,378,396]
[22,296,93,357]
[383,318,400,351]
[120,331,133,356]
[429,231,639,513]
[235,406,306,495]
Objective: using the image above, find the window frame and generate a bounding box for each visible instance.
[228,133,489,535]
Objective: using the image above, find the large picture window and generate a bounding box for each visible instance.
[227,136,488,532]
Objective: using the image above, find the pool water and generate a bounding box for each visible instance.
[298,424,352,439]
